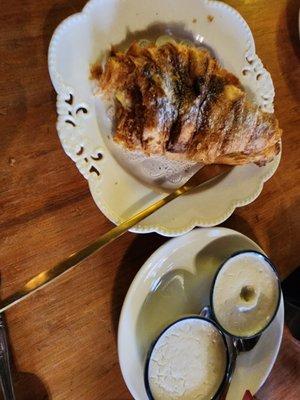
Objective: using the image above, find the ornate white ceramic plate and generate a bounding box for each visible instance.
[48,0,280,236]
[118,228,284,400]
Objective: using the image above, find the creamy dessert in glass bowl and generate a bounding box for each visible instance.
[144,316,229,400]
[211,251,280,338]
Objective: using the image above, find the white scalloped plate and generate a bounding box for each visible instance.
[48,0,281,236]
[118,228,284,400]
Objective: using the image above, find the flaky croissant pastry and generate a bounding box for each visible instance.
[93,40,281,165]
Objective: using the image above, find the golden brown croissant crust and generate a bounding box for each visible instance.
[95,41,281,165]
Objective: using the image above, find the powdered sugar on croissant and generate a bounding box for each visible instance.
[94,40,281,166]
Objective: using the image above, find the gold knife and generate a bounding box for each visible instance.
[0,164,233,313]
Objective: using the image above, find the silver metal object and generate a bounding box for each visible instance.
[0,315,15,400]
[219,336,259,400]
[199,305,259,400]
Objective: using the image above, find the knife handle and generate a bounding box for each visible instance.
[0,317,15,400]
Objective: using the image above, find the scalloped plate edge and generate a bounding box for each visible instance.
[48,0,281,237]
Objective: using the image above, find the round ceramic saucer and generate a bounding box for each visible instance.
[49,0,280,235]
[118,227,284,400]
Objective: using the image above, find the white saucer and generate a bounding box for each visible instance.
[118,227,284,400]
[49,0,280,235]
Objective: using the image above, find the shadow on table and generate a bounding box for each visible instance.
[0,371,50,400]
[0,308,50,399]
[11,371,50,400]
[264,198,300,279]
[1,0,28,154]
[257,326,300,400]
[221,213,259,245]
[110,233,169,340]
[42,0,87,58]
[276,0,300,103]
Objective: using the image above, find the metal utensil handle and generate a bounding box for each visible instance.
[199,305,237,400]
[199,305,213,319]
[218,339,238,400]
[0,318,15,400]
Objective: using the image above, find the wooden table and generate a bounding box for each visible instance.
[0,0,299,399]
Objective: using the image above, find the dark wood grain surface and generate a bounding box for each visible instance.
[0,0,299,399]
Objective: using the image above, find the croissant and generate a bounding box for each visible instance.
[94,41,281,165]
